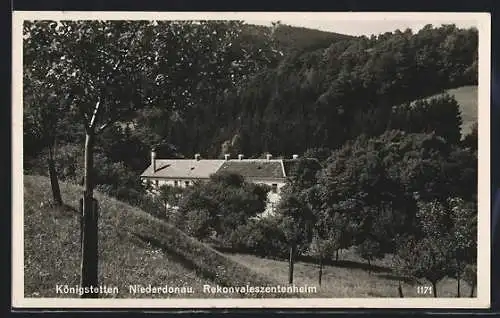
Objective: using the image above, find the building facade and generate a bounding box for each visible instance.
[140,152,301,216]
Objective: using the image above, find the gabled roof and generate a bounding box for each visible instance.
[217,160,286,180]
[140,159,225,179]
[140,158,313,180]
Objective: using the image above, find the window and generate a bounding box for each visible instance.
[271,183,278,193]
[174,180,179,187]
[185,180,190,187]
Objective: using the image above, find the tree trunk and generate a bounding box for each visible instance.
[288,244,295,284]
[47,145,62,206]
[318,254,323,286]
[80,132,99,298]
[469,282,475,297]
[367,259,371,274]
[335,249,339,262]
[83,132,95,201]
[398,280,404,298]
[457,270,461,297]
[432,282,437,298]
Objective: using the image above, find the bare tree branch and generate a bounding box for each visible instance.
[89,97,102,130]
[97,118,114,133]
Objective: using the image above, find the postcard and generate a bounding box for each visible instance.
[12,11,491,309]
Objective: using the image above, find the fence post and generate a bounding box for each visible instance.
[80,193,99,298]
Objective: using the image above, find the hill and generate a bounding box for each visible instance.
[243,23,352,53]
[23,175,290,298]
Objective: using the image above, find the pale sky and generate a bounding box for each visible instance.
[244,19,478,37]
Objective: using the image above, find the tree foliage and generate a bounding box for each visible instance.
[176,172,270,242]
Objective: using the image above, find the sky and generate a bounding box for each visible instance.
[244,18,478,37]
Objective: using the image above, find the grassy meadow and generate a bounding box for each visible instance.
[224,251,474,298]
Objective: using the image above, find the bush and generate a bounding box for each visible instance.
[356,238,384,269]
[177,173,271,241]
[184,209,212,239]
[230,217,289,259]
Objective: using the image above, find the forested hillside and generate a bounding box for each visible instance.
[24,22,478,214]
[137,23,478,158]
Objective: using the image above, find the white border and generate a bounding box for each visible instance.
[12,11,491,309]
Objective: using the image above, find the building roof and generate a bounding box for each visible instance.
[217,160,286,180]
[140,159,225,179]
[140,157,317,180]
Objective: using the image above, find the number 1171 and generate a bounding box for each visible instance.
[417,286,433,295]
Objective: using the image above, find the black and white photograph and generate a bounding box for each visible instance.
[12,11,490,308]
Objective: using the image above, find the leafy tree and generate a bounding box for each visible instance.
[390,94,463,144]
[396,199,466,297]
[231,217,288,258]
[314,206,354,262]
[309,233,337,285]
[318,134,410,251]
[397,235,451,297]
[277,192,314,284]
[184,209,212,239]
[462,121,478,150]
[356,237,384,272]
[303,147,333,163]
[25,20,159,295]
[462,263,477,297]
[448,198,477,296]
[157,184,184,216]
[23,21,79,206]
[177,172,270,242]
[22,85,67,206]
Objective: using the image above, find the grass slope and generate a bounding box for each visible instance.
[24,175,292,298]
[225,250,474,298]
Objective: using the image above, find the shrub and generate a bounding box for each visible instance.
[230,217,289,259]
[356,238,384,270]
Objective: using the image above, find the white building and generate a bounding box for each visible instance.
[140,151,301,216]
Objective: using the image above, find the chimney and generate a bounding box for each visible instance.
[238,154,244,160]
[194,153,201,161]
[266,153,273,160]
[292,154,299,159]
[151,149,157,172]
[224,154,230,161]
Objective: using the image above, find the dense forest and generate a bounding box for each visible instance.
[139,23,477,156]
